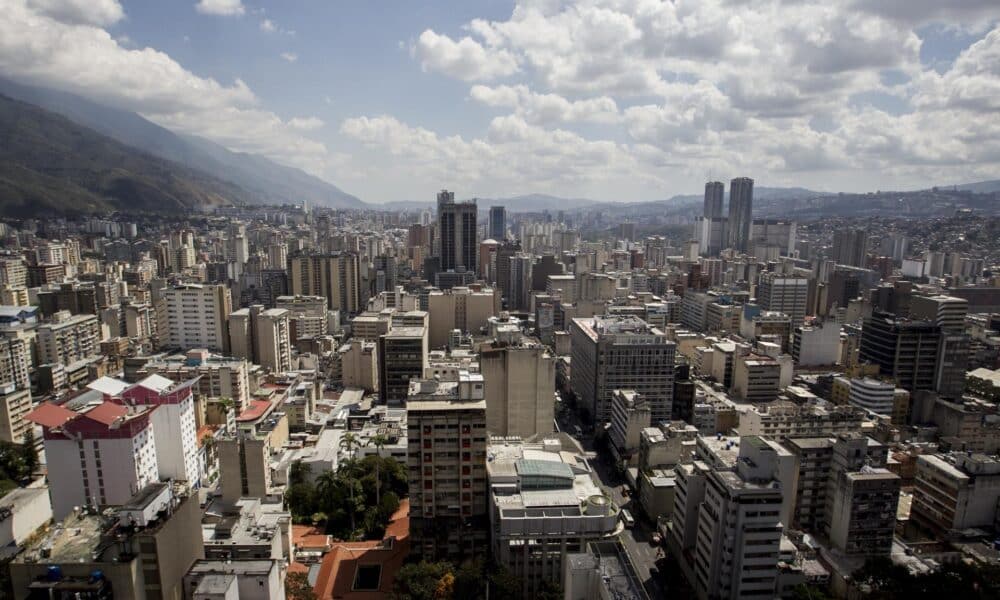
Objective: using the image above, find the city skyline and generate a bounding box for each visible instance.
[0,0,998,203]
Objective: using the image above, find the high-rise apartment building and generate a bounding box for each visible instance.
[407,372,488,561]
[436,191,478,272]
[288,253,363,316]
[823,433,899,556]
[229,306,292,373]
[488,205,506,240]
[0,386,31,444]
[686,436,786,599]
[570,316,675,425]
[0,336,30,391]
[37,310,103,365]
[27,401,159,519]
[727,177,753,252]
[275,294,328,341]
[106,374,202,486]
[480,338,554,437]
[157,283,232,353]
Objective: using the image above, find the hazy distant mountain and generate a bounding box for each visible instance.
[0,94,249,217]
[378,187,833,212]
[0,78,364,209]
[948,180,1000,194]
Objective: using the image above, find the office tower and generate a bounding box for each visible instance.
[508,254,532,311]
[407,373,488,561]
[480,338,554,437]
[489,205,506,240]
[287,253,363,316]
[703,181,724,219]
[157,283,233,353]
[378,326,428,405]
[619,222,636,242]
[530,254,563,291]
[569,316,675,425]
[37,310,102,365]
[910,294,970,399]
[727,177,753,252]
[832,228,869,268]
[846,377,895,414]
[756,272,809,323]
[426,286,498,349]
[27,401,159,519]
[494,240,520,304]
[859,311,941,393]
[436,191,478,272]
[487,437,620,596]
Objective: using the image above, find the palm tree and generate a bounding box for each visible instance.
[337,433,362,534]
[367,434,389,505]
[339,432,360,464]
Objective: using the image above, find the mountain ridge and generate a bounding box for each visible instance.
[0,92,257,217]
[0,78,364,210]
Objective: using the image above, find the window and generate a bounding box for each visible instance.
[352,563,381,591]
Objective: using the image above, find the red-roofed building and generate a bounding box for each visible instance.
[310,499,410,599]
[27,401,158,520]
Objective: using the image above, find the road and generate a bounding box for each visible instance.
[555,403,666,599]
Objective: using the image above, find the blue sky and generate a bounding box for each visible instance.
[1,0,998,203]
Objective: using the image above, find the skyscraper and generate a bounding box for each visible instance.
[703,181,724,219]
[436,190,478,272]
[727,177,753,252]
[832,228,869,267]
[488,205,506,240]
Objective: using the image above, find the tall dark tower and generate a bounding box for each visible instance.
[436,190,478,272]
[703,181,724,219]
[728,177,753,253]
[489,205,506,240]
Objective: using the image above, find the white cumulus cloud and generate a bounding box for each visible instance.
[195,0,244,17]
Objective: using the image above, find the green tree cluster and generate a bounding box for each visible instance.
[853,556,1000,599]
[392,560,562,600]
[0,435,38,494]
[284,446,407,540]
